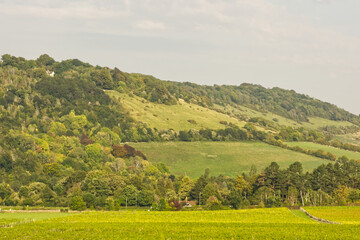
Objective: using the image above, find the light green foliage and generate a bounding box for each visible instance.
[85,144,105,163]
[107,90,245,131]
[2,209,360,239]
[132,142,328,178]
[60,110,89,136]
[286,142,360,160]
[48,122,66,136]
[120,185,138,206]
[94,127,121,146]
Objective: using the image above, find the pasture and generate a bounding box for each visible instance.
[132,141,329,178]
[286,142,360,160]
[1,208,360,239]
[107,91,245,131]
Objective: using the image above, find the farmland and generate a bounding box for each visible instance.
[286,142,360,160]
[304,206,360,224]
[1,208,360,239]
[0,212,72,228]
[132,141,329,178]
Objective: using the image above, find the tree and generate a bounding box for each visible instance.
[36,54,55,66]
[69,195,86,211]
[91,69,114,89]
[120,185,138,206]
[178,176,194,200]
[138,190,154,206]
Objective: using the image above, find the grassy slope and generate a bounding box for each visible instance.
[286,142,360,160]
[107,91,246,131]
[2,209,360,239]
[132,142,328,178]
[215,104,355,130]
[334,132,360,145]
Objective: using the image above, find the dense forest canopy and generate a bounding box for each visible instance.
[1,54,360,210]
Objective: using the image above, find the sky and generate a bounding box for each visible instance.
[0,0,359,114]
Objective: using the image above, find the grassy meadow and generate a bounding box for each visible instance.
[214,104,355,130]
[107,91,245,131]
[1,208,360,239]
[0,212,72,227]
[334,132,360,145]
[286,142,360,160]
[132,141,329,178]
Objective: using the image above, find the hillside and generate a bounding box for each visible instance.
[1,54,360,209]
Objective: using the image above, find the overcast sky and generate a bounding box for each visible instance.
[1,0,359,114]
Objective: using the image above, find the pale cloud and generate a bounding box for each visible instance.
[133,20,167,31]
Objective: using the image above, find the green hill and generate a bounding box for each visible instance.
[1,54,360,210]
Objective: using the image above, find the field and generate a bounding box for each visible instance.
[107,91,245,131]
[0,212,72,228]
[304,206,360,224]
[334,132,360,145]
[1,208,360,239]
[132,141,329,178]
[215,104,355,130]
[286,142,360,160]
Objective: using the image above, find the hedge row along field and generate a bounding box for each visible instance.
[1,208,360,239]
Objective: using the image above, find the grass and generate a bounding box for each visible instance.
[304,206,360,224]
[286,142,360,160]
[0,212,73,227]
[1,208,360,239]
[132,141,329,178]
[107,91,245,131]
[334,132,360,145]
[214,104,355,130]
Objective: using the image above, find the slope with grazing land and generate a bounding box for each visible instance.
[107,90,246,131]
[286,142,360,160]
[132,141,329,178]
[214,104,356,130]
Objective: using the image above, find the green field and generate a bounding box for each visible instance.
[305,206,360,224]
[2,208,360,239]
[107,91,245,131]
[0,212,72,227]
[286,142,360,160]
[132,141,329,178]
